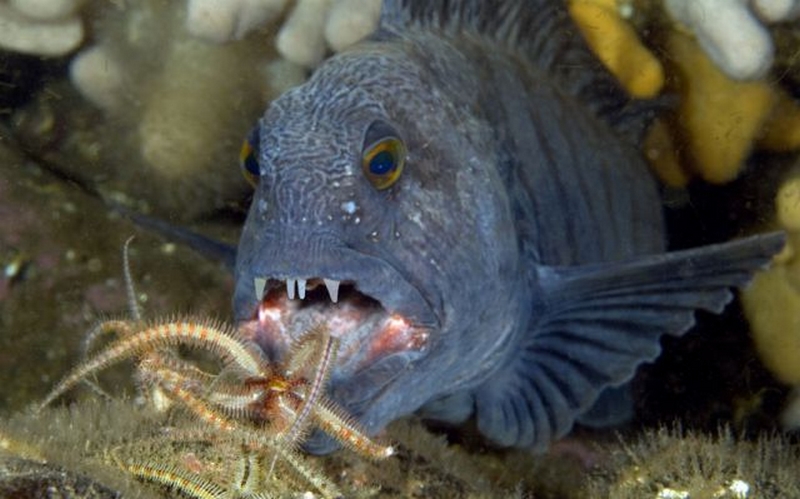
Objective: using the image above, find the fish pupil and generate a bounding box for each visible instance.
[243,151,259,176]
[369,150,396,175]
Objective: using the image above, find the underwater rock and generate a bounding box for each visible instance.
[0,457,121,499]
[0,136,234,413]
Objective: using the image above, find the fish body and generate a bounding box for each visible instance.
[233,0,783,451]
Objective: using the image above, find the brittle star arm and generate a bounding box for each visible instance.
[38,318,265,411]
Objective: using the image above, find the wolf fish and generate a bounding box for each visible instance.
[231,0,785,452]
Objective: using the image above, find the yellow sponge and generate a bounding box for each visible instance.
[666,30,776,184]
[759,89,800,152]
[742,177,800,386]
[742,265,800,385]
[569,0,664,99]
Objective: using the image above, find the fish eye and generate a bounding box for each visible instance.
[361,121,406,190]
[239,125,261,188]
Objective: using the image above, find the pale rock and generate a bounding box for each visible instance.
[183,0,383,67]
[0,2,82,56]
[665,0,800,80]
[9,0,83,21]
[752,0,800,22]
[69,45,126,112]
[186,0,289,43]
[276,0,330,67]
[325,0,382,52]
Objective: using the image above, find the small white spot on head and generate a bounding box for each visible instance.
[341,200,357,214]
[258,199,268,214]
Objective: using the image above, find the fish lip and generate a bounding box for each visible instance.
[233,244,438,377]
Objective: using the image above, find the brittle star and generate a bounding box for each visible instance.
[37,237,393,498]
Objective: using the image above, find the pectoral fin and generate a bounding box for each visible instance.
[473,232,784,450]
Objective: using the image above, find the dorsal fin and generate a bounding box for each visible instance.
[379,0,655,140]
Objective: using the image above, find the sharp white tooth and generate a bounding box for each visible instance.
[286,278,296,299]
[297,278,307,299]
[254,277,267,300]
[323,278,340,303]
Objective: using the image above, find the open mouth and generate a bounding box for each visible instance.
[237,275,432,378]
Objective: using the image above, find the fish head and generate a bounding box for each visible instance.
[233,43,528,448]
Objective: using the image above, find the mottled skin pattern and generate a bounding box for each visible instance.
[234,1,783,452]
[236,36,527,435]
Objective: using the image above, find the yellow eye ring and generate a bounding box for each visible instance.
[362,136,406,190]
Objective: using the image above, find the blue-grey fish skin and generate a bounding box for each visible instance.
[233,0,784,452]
